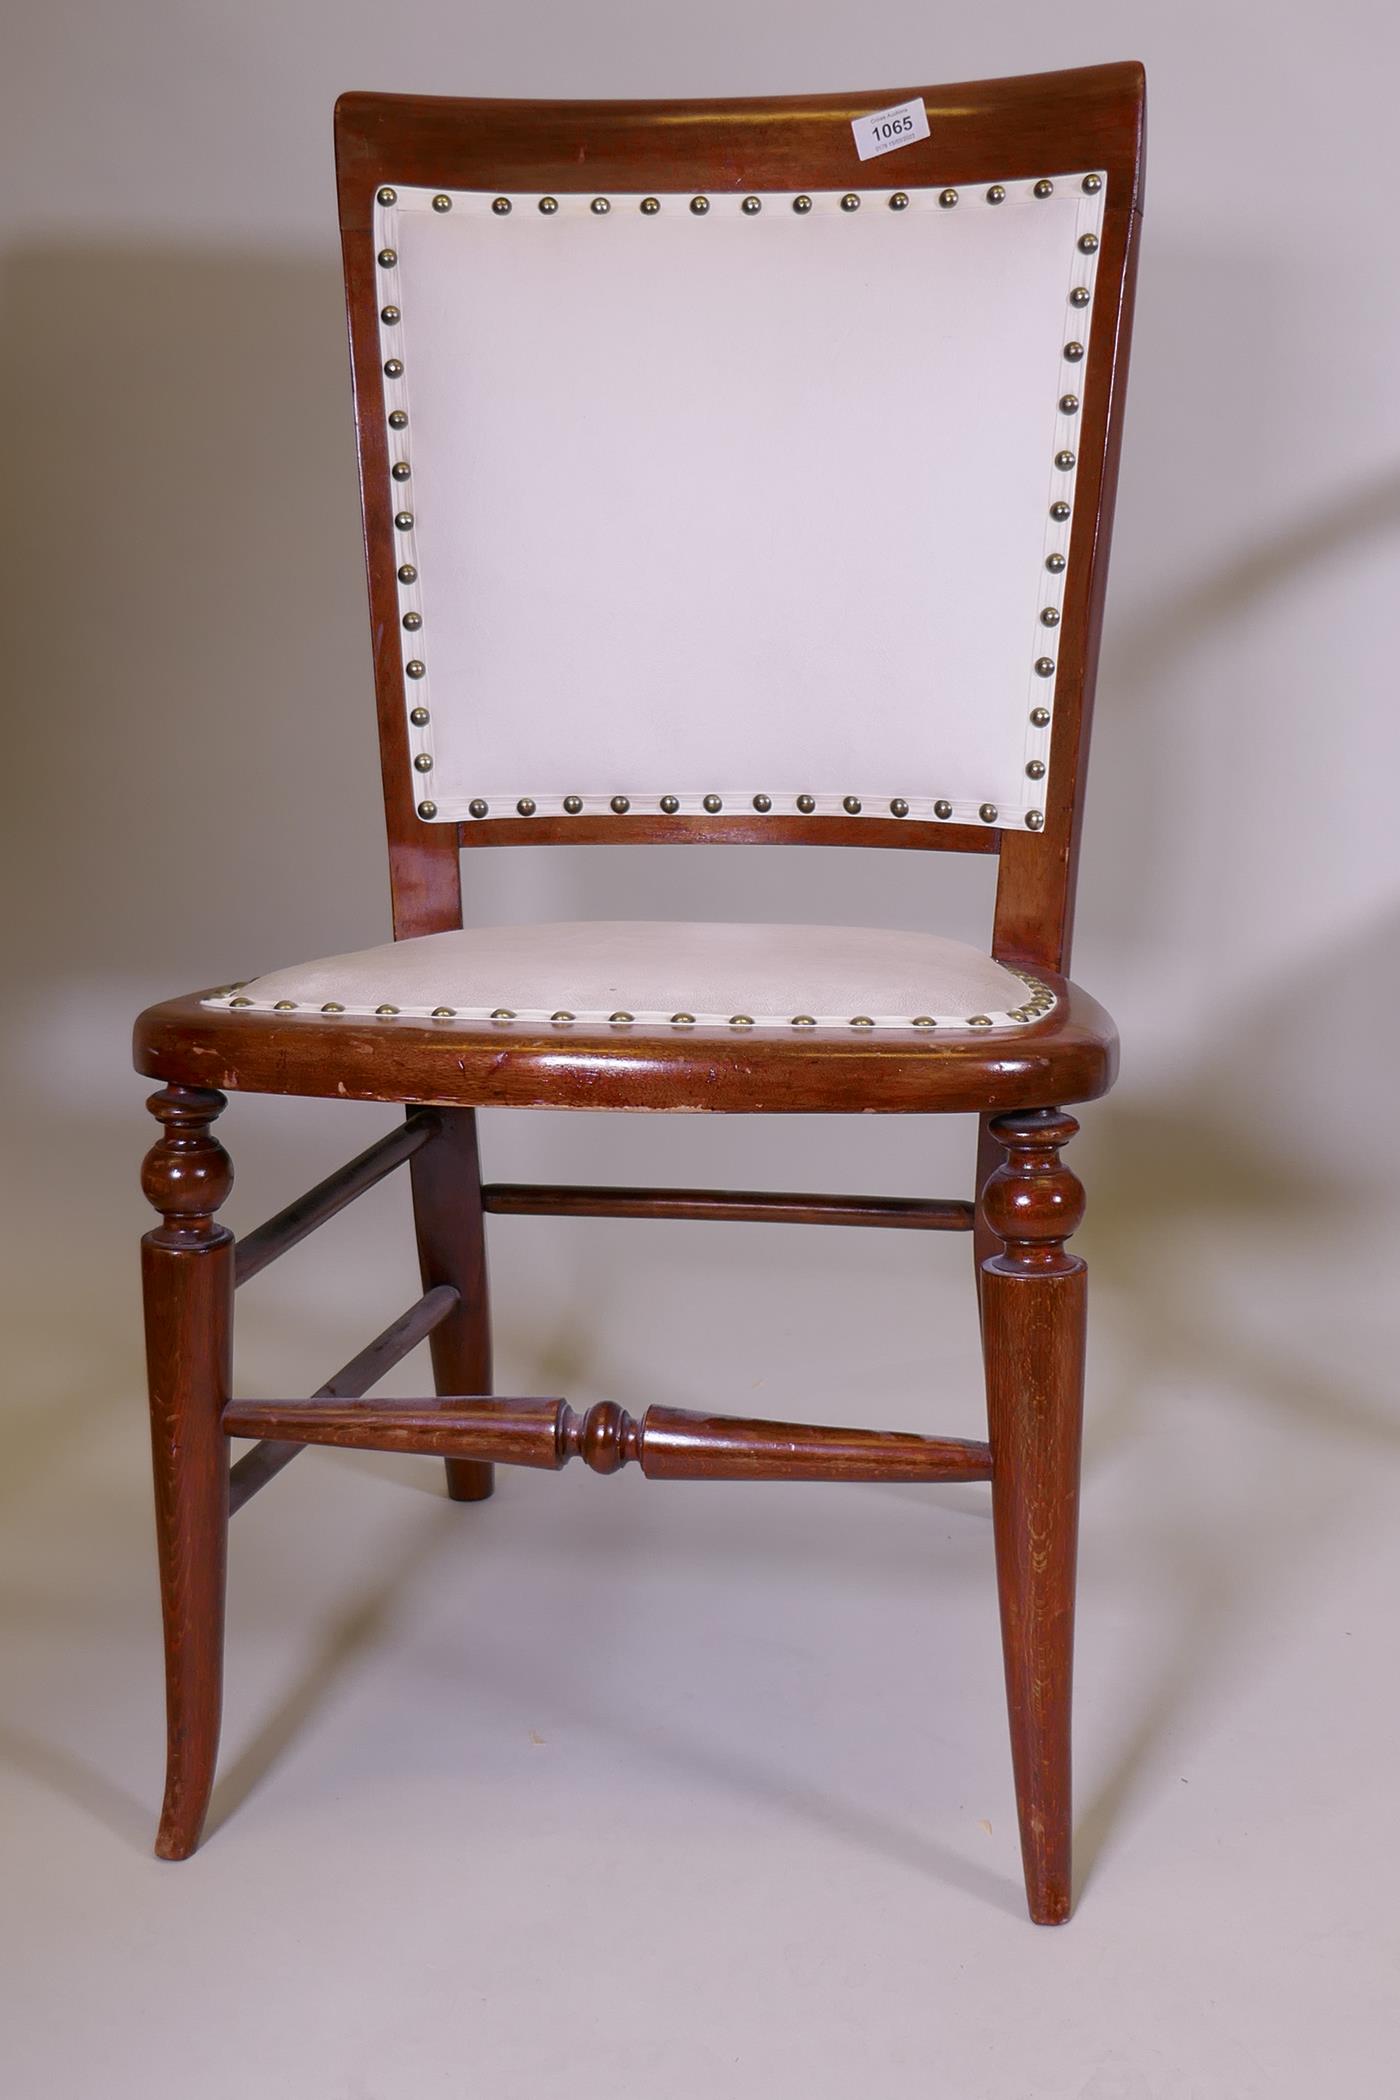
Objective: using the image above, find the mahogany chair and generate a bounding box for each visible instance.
[134,63,1145,1923]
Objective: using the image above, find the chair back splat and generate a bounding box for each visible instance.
[333,66,1145,973]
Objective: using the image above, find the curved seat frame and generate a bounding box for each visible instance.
[134,63,1145,1925]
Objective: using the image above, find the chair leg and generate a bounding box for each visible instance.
[140,1085,235,1860]
[979,1108,1087,1926]
[409,1107,495,1503]
[971,1113,1001,1332]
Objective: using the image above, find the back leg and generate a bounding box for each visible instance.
[410,1107,495,1502]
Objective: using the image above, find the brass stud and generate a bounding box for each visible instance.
[413,750,432,769]
[1026,759,1046,779]
[1078,232,1099,254]
[912,1015,936,1028]
[490,1008,516,1020]
[1026,810,1045,830]
[397,562,417,583]
[790,1014,816,1028]
[551,1010,575,1022]
[1045,552,1066,573]
[968,1014,994,1027]
[320,1002,345,1014]
[1030,706,1051,727]
[1059,393,1079,414]
[841,192,861,211]
[395,510,414,530]
[986,184,1006,204]
[1070,286,1091,308]
[1040,607,1060,627]
[562,795,583,814]
[431,1006,456,1018]
[934,798,953,819]
[432,194,452,212]
[391,460,411,480]
[793,194,813,214]
[640,197,660,214]
[938,188,958,209]
[842,795,862,814]
[729,1014,754,1028]
[752,793,771,812]
[1033,179,1054,198]
[796,793,816,813]
[889,191,909,211]
[389,408,408,429]
[1064,340,1085,361]
[403,611,422,631]
[274,999,297,1011]
[377,187,397,206]
[610,1011,635,1024]
[671,1012,696,1025]
[492,197,511,215]
[417,799,437,819]
[378,247,397,267]
[689,195,709,215]
[1082,173,1103,194]
[228,995,254,1008]
[889,798,909,817]
[1050,500,1071,521]
[380,305,400,325]
[539,196,558,215]
[979,803,998,823]
[516,797,536,816]
[376,1003,399,1017]
[406,659,426,679]
[659,795,680,814]
[742,196,762,214]
[409,705,429,725]
[383,357,404,378]
[610,794,631,814]
[850,1016,875,1029]
[702,793,722,812]
[591,197,610,215]
[1055,449,1076,470]
[1035,656,1056,677]
[468,798,488,818]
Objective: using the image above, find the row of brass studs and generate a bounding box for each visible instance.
[439,793,1042,828]
[381,177,1100,834]
[376,176,1102,216]
[230,990,1054,1028]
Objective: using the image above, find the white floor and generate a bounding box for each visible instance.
[3,1010,1398,2100]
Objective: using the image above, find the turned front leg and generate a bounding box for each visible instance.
[141,1084,234,1859]
[980,1108,1087,1926]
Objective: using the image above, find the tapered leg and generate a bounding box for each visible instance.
[980,1108,1086,1925]
[409,1107,495,1502]
[141,1085,234,1860]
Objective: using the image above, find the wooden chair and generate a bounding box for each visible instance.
[133,63,1145,1924]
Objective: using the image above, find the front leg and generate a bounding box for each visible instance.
[141,1085,234,1859]
[980,1108,1087,1925]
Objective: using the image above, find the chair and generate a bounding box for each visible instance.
[134,62,1145,1924]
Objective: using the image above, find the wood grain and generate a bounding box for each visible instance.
[409,1108,495,1501]
[980,1108,1087,1924]
[141,1086,234,1861]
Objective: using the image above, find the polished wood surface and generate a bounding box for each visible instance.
[481,1184,975,1230]
[134,64,1145,1918]
[410,1108,495,1501]
[134,971,1117,1116]
[228,1285,459,1515]
[980,1108,1087,1925]
[141,1086,234,1861]
[221,1393,994,1485]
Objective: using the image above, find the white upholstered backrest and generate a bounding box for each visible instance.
[374,176,1105,835]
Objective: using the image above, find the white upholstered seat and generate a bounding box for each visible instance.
[203,921,1053,1032]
